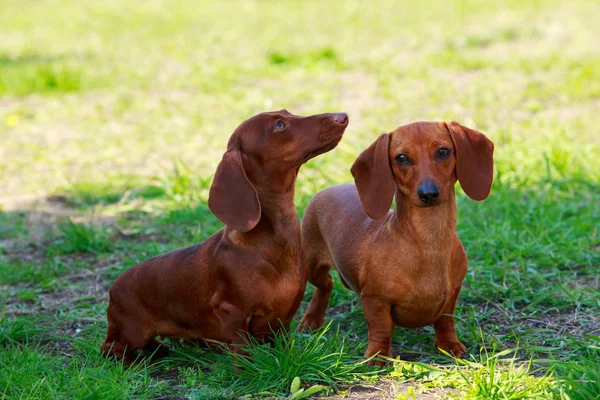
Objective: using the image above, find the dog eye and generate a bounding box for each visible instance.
[437,147,451,159]
[395,154,410,165]
[274,120,286,131]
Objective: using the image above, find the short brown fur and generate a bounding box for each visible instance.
[101,110,348,364]
[300,121,494,366]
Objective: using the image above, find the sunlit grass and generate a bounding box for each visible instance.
[391,349,556,399]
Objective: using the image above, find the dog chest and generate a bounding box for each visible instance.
[391,290,447,328]
[385,271,449,328]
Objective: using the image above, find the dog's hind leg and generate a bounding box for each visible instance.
[100,319,132,364]
[301,262,333,331]
[143,338,170,361]
[300,209,334,331]
[101,302,153,365]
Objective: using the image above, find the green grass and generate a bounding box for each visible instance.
[0,318,45,346]
[0,343,168,399]
[1,0,599,398]
[0,210,26,240]
[49,218,112,255]
[166,323,372,398]
[554,357,600,400]
[0,59,86,96]
[391,349,557,399]
[0,259,74,286]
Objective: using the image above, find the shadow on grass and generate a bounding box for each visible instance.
[1,171,598,302]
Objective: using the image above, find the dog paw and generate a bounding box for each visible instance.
[435,339,468,359]
[366,358,389,368]
[364,345,392,368]
[299,314,324,332]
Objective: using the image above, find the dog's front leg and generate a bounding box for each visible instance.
[361,295,394,367]
[433,287,467,359]
[214,301,252,355]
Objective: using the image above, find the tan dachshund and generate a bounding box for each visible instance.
[300,121,494,366]
[101,110,349,364]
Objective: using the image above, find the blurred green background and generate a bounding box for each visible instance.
[2,0,598,199]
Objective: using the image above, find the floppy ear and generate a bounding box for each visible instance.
[208,151,261,232]
[445,121,495,201]
[350,133,395,220]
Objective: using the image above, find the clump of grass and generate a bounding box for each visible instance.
[391,349,556,399]
[153,161,221,241]
[51,217,111,254]
[554,358,600,400]
[456,354,554,399]
[168,322,374,397]
[0,210,26,240]
[159,160,210,205]
[0,318,45,345]
[552,335,600,400]
[60,182,128,209]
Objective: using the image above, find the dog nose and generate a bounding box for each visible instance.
[333,113,348,124]
[417,181,440,205]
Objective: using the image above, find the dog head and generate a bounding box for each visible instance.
[209,110,349,231]
[351,121,494,220]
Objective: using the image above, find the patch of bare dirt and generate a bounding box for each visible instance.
[529,309,600,337]
[0,195,150,275]
[4,254,118,318]
[473,303,600,348]
[43,319,101,357]
[2,194,167,249]
[318,380,455,399]
[1,195,118,256]
[3,254,120,355]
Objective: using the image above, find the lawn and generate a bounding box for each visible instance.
[1,0,599,398]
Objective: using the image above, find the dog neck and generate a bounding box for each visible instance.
[250,166,302,243]
[254,186,301,239]
[388,188,457,247]
[241,161,302,239]
[225,180,301,275]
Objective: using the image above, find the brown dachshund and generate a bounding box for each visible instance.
[101,110,348,364]
[300,121,494,366]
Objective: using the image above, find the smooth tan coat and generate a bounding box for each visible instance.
[300,121,494,366]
